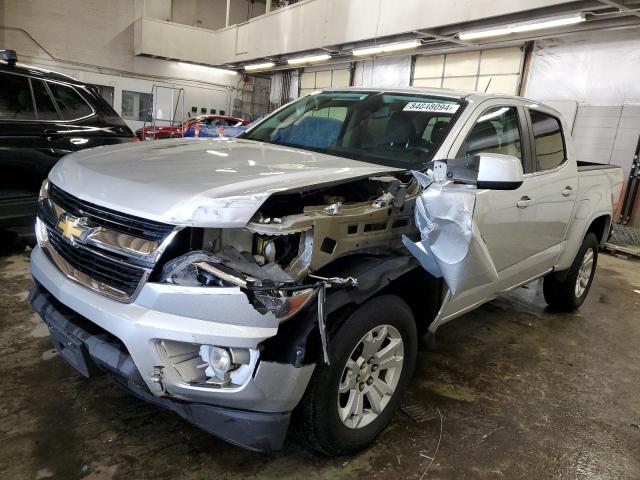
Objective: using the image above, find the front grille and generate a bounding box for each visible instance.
[49,183,174,242]
[48,227,146,297]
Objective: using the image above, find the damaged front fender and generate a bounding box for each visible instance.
[402,177,499,296]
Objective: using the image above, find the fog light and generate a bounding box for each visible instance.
[209,346,232,375]
[198,345,254,387]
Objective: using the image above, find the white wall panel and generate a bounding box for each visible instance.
[611,105,640,178]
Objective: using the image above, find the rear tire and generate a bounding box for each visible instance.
[295,295,417,456]
[543,233,599,311]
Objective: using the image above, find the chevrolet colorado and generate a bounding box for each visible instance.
[29,88,623,455]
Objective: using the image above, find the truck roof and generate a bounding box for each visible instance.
[319,85,537,102]
[318,86,561,118]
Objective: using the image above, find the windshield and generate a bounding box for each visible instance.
[242,91,464,168]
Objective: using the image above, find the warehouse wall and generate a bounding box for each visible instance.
[135,0,577,65]
[525,29,640,178]
[0,0,242,130]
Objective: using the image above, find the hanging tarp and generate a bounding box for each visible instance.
[353,55,412,88]
[526,29,640,105]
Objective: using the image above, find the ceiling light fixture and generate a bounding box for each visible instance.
[244,61,275,71]
[287,53,331,65]
[459,13,585,41]
[352,39,421,56]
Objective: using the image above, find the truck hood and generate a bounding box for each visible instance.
[49,138,402,227]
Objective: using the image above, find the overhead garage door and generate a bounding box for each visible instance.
[412,47,523,95]
[300,64,351,97]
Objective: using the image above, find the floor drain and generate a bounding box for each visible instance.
[400,396,435,424]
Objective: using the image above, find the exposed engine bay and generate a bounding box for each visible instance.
[159,173,420,332]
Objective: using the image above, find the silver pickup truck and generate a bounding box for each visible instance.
[29,88,623,455]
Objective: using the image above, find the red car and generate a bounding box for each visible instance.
[135,115,249,140]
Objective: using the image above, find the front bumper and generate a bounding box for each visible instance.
[29,245,315,451]
[29,283,290,451]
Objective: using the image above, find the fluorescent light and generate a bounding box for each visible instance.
[353,39,421,56]
[381,40,421,52]
[244,62,275,71]
[287,54,331,65]
[513,14,585,32]
[459,14,585,41]
[353,46,383,56]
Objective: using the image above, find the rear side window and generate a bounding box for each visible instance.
[530,110,565,171]
[0,72,35,120]
[458,106,523,161]
[31,80,60,120]
[47,82,93,120]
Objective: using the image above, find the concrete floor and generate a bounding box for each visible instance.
[1,246,639,480]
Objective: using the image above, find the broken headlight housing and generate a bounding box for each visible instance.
[251,287,317,321]
[161,251,318,322]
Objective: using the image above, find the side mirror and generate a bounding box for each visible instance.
[442,153,523,190]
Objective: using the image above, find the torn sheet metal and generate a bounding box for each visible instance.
[402,178,498,295]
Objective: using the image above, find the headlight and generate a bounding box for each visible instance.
[253,288,317,321]
[35,217,49,246]
[38,179,49,201]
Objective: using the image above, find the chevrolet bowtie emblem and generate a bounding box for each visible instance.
[58,215,90,243]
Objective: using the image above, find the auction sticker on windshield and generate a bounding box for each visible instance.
[403,102,460,113]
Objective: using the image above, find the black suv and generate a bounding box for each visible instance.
[0,50,136,236]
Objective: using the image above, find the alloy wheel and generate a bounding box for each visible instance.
[337,325,404,429]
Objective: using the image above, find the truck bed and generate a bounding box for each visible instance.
[577,161,621,172]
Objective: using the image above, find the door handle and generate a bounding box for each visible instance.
[561,186,574,197]
[517,196,533,208]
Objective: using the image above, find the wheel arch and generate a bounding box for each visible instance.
[585,214,611,246]
[259,254,443,366]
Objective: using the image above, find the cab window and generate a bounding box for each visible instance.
[458,106,523,162]
[529,110,566,171]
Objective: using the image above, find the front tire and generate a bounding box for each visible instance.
[543,233,599,311]
[295,295,417,456]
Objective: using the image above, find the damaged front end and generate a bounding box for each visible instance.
[156,173,419,370]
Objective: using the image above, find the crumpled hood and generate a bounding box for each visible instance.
[49,138,402,227]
